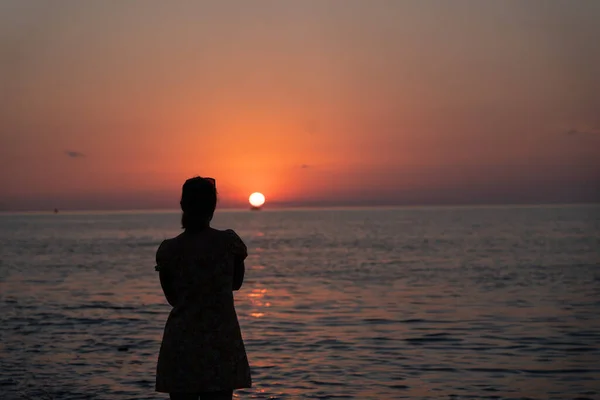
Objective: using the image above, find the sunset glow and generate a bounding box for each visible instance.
[0,2,599,211]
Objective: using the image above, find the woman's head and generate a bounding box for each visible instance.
[180,176,217,231]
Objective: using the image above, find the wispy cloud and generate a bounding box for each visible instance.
[566,128,600,136]
[300,164,311,169]
[65,150,85,158]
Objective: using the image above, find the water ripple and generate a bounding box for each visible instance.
[1,207,599,399]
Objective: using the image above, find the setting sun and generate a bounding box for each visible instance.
[249,192,266,208]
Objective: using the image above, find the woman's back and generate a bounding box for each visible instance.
[155,227,251,394]
[157,229,245,314]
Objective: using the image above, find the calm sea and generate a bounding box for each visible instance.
[1,206,599,400]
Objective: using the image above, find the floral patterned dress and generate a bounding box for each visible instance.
[155,229,252,393]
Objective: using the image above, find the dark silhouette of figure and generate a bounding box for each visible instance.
[155,177,251,400]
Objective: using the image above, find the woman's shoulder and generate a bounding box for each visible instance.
[217,229,248,258]
[157,233,184,249]
[218,228,241,239]
[156,234,184,263]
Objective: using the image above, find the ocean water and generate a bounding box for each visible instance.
[1,206,599,400]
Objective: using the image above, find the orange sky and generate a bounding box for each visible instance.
[1,1,599,210]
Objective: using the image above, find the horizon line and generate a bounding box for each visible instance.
[1,200,599,215]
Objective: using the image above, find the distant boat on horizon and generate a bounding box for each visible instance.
[54,208,59,214]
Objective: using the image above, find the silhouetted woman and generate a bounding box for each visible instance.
[155,177,251,400]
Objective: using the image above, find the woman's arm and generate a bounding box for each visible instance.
[232,258,245,291]
[156,240,178,306]
[226,229,248,291]
[159,269,178,306]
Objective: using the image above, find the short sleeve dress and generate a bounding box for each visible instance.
[155,229,252,393]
